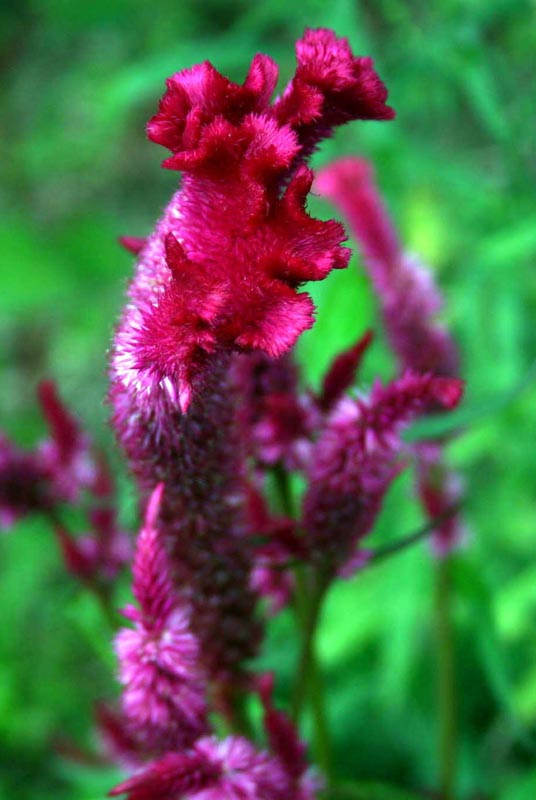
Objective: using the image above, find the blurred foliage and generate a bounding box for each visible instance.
[1,0,535,798]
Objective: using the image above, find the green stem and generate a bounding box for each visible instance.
[436,557,456,800]
[307,622,332,783]
[272,462,295,516]
[291,569,325,720]
[271,463,333,782]
[225,684,256,740]
[93,584,120,631]
[292,567,332,782]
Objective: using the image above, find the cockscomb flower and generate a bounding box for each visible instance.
[112,28,394,412]
[233,330,373,474]
[303,372,463,572]
[110,30,393,681]
[115,484,209,754]
[274,28,395,163]
[54,505,131,586]
[315,158,459,379]
[110,735,290,800]
[95,702,146,770]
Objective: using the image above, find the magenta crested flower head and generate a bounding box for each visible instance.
[115,484,209,753]
[112,29,394,412]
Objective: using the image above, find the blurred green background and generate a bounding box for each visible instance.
[1,0,535,798]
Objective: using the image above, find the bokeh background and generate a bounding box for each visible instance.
[1,1,535,798]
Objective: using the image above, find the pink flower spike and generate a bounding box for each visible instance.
[315,157,400,269]
[38,380,82,464]
[234,352,319,471]
[246,484,303,614]
[109,749,218,800]
[95,703,145,769]
[303,373,464,571]
[37,380,97,500]
[115,483,209,752]
[416,443,465,557]
[53,523,96,582]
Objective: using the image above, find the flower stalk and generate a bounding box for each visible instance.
[436,556,457,800]
[292,565,332,782]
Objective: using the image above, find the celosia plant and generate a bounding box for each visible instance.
[315,157,464,555]
[0,28,466,800]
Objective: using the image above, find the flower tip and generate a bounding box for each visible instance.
[144,483,165,529]
[433,377,464,409]
[256,671,275,703]
[119,236,147,255]
[314,157,373,198]
[36,378,56,408]
[178,383,193,414]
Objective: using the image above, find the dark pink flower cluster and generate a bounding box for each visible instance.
[303,373,463,573]
[0,381,129,584]
[233,352,318,471]
[316,157,464,553]
[0,381,94,528]
[110,489,316,799]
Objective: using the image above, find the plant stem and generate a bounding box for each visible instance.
[271,463,333,782]
[291,569,324,720]
[292,567,332,781]
[435,556,456,800]
[307,619,332,783]
[370,506,460,567]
